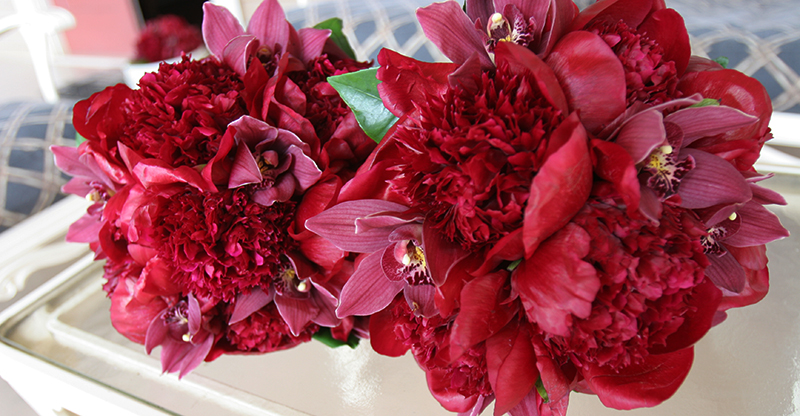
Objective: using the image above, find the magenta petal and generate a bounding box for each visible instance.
[274,294,319,336]
[381,244,406,282]
[223,34,258,76]
[706,248,746,293]
[545,31,626,134]
[485,323,539,415]
[247,0,289,52]
[133,160,213,192]
[336,251,404,317]
[66,211,103,243]
[614,109,666,164]
[513,224,599,337]
[310,283,339,327]
[403,284,438,318]
[664,105,758,147]
[724,202,789,247]
[202,2,245,57]
[51,145,95,178]
[465,0,493,24]
[228,143,262,188]
[305,200,410,253]
[417,1,494,69]
[677,149,752,209]
[187,294,201,335]
[583,348,694,410]
[638,184,663,221]
[230,115,278,148]
[297,28,330,64]
[523,113,592,257]
[253,173,296,206]
[145,311,168,354]
[285,145,322,190]
[178,332,214,378]
[230,287,273,324]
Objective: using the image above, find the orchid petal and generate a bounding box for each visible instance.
[275,293,319,336]
[514,224,599,337]
[540,0,578,57]
[297,28,330,64]
[417,1,494,69]
[285,145,322,190]
[583,348,694,410]
[230,115,278,148]
[51,145,96,178]
[638,183,663,221]
[677,149,752,209]
[223,34,258,76]
[305,199,410,253]
[178,331,214,378]
[65,211,103,243]
[310,283,340,327]
[465,0,493,24]
[253,173,296,206]
[230,286,273,324]
[228,142,263,188]
[724,201,789,247]
[145,310,168,354]
[664,105,758,147]
[422,219,469,286]
[706,247,746,293]
[545,31,626,134]
[336,251,404,317]
[247,0,289,53]
[614,109,666,164]
[202,2,245,58]
[187,294,201,335]
[403,284,438,318]
[523,113,592,257]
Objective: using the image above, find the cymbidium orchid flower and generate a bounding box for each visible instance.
[145,294,215,378]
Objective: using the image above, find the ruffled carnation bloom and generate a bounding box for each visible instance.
[134,15,203,63]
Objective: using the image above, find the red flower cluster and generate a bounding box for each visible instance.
[54,0,375,377]
[308,0,789,414]
[134,15,203,63]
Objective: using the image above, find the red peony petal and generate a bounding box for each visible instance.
[136,256,183,298]
[545,31,626,134]
[591,139,641,213]
[572,0,654,31]
[582,348,694,410]
[450,271,516,360]
[336,251,405,317]
[494,42,569,113]
[514,224,599,337]
[305,199,409,253]
[523,113,592,258]
[377,49,460,118]
[426,367,480,413]
[416,1,493,69]
[369,300,410,357]
[201,2,245,58]
[485,322,539,415]
[677,149,752,209]
[422,219,469,286]
[637,8,690,75]
[649,278,721,354]
[112,277,167,345]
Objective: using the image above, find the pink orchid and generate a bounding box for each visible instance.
[225,115,322,206]
[417,0,577,70]
[305,199,468,319]
[202,0,332,75]
[145,294,215,378]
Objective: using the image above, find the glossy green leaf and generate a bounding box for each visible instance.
[314,18,356,60]
[328,68,398,143]
[312,327,360,349]
[76,131,86,146]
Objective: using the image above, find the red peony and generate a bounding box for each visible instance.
[134,15,203,63]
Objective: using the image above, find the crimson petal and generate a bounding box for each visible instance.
[514,224,599,337]
[485,322,538,415]
[523,113,592,257]
[637,8,690,75]
[545,31,626,134]
[228,142,262,188]
[369,301,410,357]
[423,219,469,286]
[495,42,569,113]
[416,1,493,69]
[705,247,746,293]
[229,286,273,324]
[582,348,694,410]
[376,49,460,118]
[649,278,721,354]
[403,284,438,318]
[591,139,641,212]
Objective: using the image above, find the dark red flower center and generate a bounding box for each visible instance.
[389,62,565,249]
[222,303,318,353]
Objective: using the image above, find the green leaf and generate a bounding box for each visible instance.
[507,259,522,272]
[690,98,721,108]
[312,327,361,349]
[328,67,398,143]
[76,131,86,146]
[314,18,356,60]
[536,377,549,403]
[713,56,729,69]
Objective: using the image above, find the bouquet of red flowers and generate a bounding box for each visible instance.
[133,14,204,63]
[54,0,789,414]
